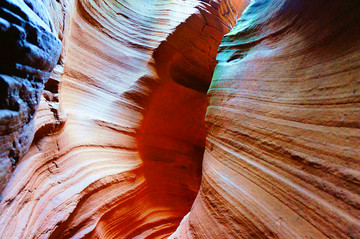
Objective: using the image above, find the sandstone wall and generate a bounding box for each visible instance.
[172,0,360,238]
[0,0,62,193]
[1,0,359,238]
[0,0,249,238]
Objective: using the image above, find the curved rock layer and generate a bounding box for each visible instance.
[0,0,249,238]
[172,0,360,238]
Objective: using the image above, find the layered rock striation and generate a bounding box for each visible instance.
[1,0,359,238]
[0,0,249,238]
[172,0,360,238]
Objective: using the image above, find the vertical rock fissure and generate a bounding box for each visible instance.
[135,3,247,236]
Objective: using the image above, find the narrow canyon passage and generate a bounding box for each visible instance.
[1,0,359,238]
[134,8,234,235]
[90,2,248,237]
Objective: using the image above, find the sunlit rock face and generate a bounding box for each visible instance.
[0,0,249,238]
[0,0,62,193]
[171,0,360,238]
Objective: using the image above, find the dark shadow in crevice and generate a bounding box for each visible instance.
[135,3,232,236]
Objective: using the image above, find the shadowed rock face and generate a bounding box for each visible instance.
[0,0,62,193]
[1,0,359,238]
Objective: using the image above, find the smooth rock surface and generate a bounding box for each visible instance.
[0,0,249,238]
[1,0,359,238]
[172,0,360,238]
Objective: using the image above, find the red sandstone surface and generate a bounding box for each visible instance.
[0,0,359,238]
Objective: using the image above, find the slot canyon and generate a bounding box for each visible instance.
[0,0,359,238]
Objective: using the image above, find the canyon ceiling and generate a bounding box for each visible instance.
[0,0,359,238]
